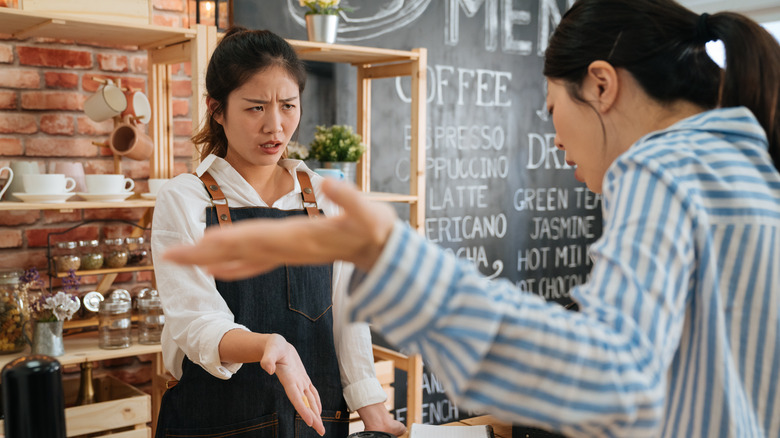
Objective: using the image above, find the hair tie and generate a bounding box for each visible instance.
[695,13,714,43]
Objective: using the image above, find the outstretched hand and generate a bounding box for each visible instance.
[261,334,325,436]
[163,179,397,280]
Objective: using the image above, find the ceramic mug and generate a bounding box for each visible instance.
[84,79,127,122]
[85,174,135,194]
[51,162,86,193]
[121,90,151,125]
[22,174,76,194]
[313,168,345,180]
[4,160,40,201]
[109,115,154,161]
[0,166,13,201]
[147,178,169,195]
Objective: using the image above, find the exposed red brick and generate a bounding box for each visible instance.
[172,98,189,117]
[173,161,190,175]
[0,249,47,270]
[152,14,180,28]
[76,116,114,136]
[0,68,40,89]
[174,139,194,157]
[26,138,99,157]
[45,72,79,89]
[0,43,14,63]
[17,46,92,69]
[180,62,191,77]
[173,119,192,136]
[136,270,154,282]
[42,210,83,224]
[40,114,75,135]
[0,137,23,155]
[82,74,120,93]
[122,77,146,93]
[130,55,148,74]
[20,91,84,111]
[0,229,22,248]
[0,113,36,134]
[82,159,116,175]
[84,208,146,222]
[172,79,192,97]
[0,209,39,226]
[97,53,129,73]
[0,89,16,109]
[27,225,100,247]
[153,0,185,12]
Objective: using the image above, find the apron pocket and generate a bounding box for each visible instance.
[162,412,278,437]
[295,409,350,438]
[287,264,332,321]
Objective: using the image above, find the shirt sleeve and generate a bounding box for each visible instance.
[152,175,249,380]
[346,156,696,436]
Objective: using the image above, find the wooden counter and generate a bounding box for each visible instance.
[446,415,512,437]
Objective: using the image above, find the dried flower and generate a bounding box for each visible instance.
[299,0,350,16]
[29,269,81,322]
[309,125,366,162]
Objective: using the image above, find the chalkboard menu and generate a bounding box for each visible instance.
[233,1,602,435]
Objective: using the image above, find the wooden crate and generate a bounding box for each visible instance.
[19,0,151,26]
[0,375,151,437]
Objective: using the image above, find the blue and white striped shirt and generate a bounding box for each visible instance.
[348,107,780,437]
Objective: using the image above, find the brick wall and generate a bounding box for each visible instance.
[0,0,197,400]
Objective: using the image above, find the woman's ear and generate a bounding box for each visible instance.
[583,60,619,113]
[207,97,224,125]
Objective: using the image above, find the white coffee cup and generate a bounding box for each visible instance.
[147,178,169,195]
[85,174,135,194]
[84,80,127,122]
[22,174,76,194]
[0,167,14,201]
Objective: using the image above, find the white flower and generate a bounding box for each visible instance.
[45,291,80,321]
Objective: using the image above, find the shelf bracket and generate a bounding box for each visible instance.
[13,18,66,39]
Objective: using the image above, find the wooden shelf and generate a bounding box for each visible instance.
[0,199,155,211]
[0,7,195,49]
[53,265,154,278]
[0,331,161,370]
[289,39,421,65]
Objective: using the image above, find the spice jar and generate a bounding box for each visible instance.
[125,236,150,266]
[98,289,132,349]
[78,240,104,271]
[103,238,128,269]
[136,288,163,344]
[54,241,81,273]
[0,269,26,354]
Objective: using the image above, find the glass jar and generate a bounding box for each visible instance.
[125,236,150,266]
[98,289,132,349]
[78,240,104,271]
[136,288,163,344]
[103,238,128,269]
[54,241,81,273]
[0,269,26,354]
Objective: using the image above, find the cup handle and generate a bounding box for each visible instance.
[0,166,13,200]
[124,178,135,192]
[64,177,77,193]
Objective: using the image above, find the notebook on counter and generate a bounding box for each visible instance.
[410,423,495,438]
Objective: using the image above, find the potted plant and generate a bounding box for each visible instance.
[308,124,366,182]
[25,268,80,357]
[300,0,350,43]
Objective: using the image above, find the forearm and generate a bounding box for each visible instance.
[218,329,275,364]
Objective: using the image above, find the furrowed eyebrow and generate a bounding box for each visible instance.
[243,96,299,104]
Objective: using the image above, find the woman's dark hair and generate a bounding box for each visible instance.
[544,0,780,170]
[192,26,307,161]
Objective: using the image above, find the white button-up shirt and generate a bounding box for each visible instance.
[151,154,386,411]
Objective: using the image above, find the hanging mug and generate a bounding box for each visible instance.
[0,166,13,201]
[109,115,154,161]
[121,90,152,125]
[84,79,127,122]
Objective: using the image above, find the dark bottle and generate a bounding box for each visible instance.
[1,355,67,438]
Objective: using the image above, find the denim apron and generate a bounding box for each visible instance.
[155,171,349,438]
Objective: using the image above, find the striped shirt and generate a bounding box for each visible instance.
[348,107,780,437]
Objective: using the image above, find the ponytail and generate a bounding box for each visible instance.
[709,12,780,169]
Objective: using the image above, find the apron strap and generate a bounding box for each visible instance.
[198,171,233,227]
[296,170,321,218]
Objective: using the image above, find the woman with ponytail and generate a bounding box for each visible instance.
[163,2,780,436]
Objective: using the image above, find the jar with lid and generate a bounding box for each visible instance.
[102,238,128,269]
[53,241,81,273]
[98,289,132,349]
[78,240,104,271]
[136,288,163,344]
[0,269,27,354]
[125,236,150,266]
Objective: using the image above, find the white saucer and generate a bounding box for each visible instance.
[12,192,75,203]
[76,192,133,202]
[140,193,157,200]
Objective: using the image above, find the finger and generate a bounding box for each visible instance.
[291,391,325,436]
[308,384,322,415]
